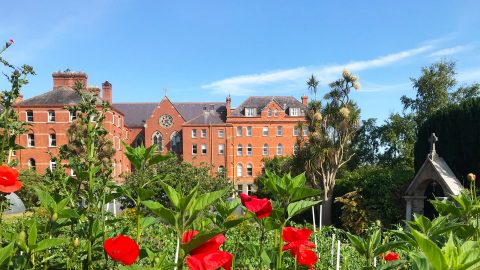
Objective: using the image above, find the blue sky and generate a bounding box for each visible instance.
[1,0,479,122]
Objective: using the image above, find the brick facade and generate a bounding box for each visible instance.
[15,71,308,191]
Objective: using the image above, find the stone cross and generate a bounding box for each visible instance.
[428,133,438,153]
[163,88,168,97]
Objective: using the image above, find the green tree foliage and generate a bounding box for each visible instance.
[347,118,380,169]
[415,97,480,185]
[295,69,361,225]
[334,165,414,228]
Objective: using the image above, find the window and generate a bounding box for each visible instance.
[112,115,116,124]
[26,110,33,122]
[49,133,57,147]
[201,144,207,155]
[277,144,283,155]
[117,116,121,127]
[201,129,207,138]
[218,144,225,155]
[237,144,243,156]
[218,129,224,138]
[237,184,243,195]
[247,184,254,195]
[263,144,269,156]
[27,134,35,147]
[267,109,272,117]
[245,107,256,117]
[246,126,252,137]
[192,129,197,138]
[170,132,182,154]
[290,108,300,116]
[192,144,198,155]
[293,145,299,155]
[236,126,242,137]
[262,127,269,136]
[274,110,279,117]
[152,132,163,151]
[218,166,225,177]
[28,158,36,171]
[293,126,299,136]
[69,111,77,122]
[277,126,283,136]
[246,164,253,176]
[237,164,243,177]
[247,144,252,156]
[302,126,309,136]
[50,159,57,170]
[48,110,55,122]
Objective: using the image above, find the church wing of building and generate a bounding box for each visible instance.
[15,71,308,192]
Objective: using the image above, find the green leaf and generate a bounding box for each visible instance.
[140,217,157,230]
[148,153,171,166]
[179,184,199,212]
[223,217,248,229]
[35,238,66,252]
[119,265,159,270]
[181,229,224,254]
[35,188,56,213]
[159,181,181,209]
[192,189,226,213]
[58,208,80,219]
[290,172,307,188]
[28,219,37,247]
[142,201,177,227]
[411,229,447,270]
[136,187,155,201]
[290,187,321,202]
[286,200,320,219]
[377,259,407,270]
[0,242,14,266]
[56,197,70,212]
[346,232,367,255]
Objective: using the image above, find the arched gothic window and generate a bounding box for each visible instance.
[152,131,163,152]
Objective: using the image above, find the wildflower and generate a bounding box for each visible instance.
[351,75,359,82]
[103,235,139,265]
[467,173,476,182]
[384,251,399,261]
[239,193,272,218]
[183,230,233,270]
[0,165,22,193]
[282,227,318,270]
[6,38,14,48]
[339,107,350,118]
[313,112,322,122]
[342,68,350,78]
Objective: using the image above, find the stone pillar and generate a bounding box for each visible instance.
[405,199,412,221]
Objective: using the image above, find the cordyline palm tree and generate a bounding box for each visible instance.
[295,69,361,225]
[307,74,319,101]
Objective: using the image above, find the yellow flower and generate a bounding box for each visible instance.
[342,68,350,78]
[467,173,476,182]
[351,75,358,82]
[313,112,322,121]
[340,107,350,118]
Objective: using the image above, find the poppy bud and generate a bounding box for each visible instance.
[154,257,161,265]
[51,212,58,222]
[467,173,476,182]
[73,238,80,249]
[6,38,14,48]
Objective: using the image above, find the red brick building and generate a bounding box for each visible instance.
[15,71,308,191]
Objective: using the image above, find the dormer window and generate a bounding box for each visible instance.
[245,107,257,117]
[290,108,300,116]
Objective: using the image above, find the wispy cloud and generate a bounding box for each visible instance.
[203,45,433,96]
[458,67,480,82]
[428,45,472,57]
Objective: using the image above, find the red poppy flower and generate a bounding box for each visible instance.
[104,235,140,265]
[0,165,22,193]
[384,251,399,261]
[282,227,318,270]
[183,230,232,270]
[239,193,272,218]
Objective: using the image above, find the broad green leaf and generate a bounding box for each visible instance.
[181,229,224,254]
[136,187,155,201]
[35,189,56,213]
[411,229,447,270]
[28,219,37,247]
[290,187,321,202]
[191,189,226,212]
[35,238,66,252]
[58,208,80,219]
[56,197,70,212]
[287,200,320,219]
[148,153,171,166]
[223,217,248,229]
[290,172,306,188]
[368,229,381,255]
[374,241,408,256]
[0,242,14,266]
[140,217,157,230]
[142,201,177,227]
[179,184,199,212]
[159,181,181,209]
[377,259,407,270]
[346,232,367,255]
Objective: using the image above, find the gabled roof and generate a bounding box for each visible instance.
[19,87,104,105]
[405,153,464,197]
[112,103,159,128]
[173,102,226,122]
[184,105,227,125]
[231,96,305,117]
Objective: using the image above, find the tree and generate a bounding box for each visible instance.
[449,83,480,104]
[347,118,380,169]
[295,69,360,225]
[307,74,319,101]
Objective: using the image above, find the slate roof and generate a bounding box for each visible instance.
[231,96,305,117]
[112,103,159,128]
[19,87,104,105]
[113,102,227,128]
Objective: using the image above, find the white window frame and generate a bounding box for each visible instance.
[27,134,35,147]
[218,144,225,155]
[192,129,197,138]
[247,144,252,156]
[293,126,299,136]
[262,127,269,136]
[277,126,283,136]
[246,164,253,176]
[236,164,243,177]
[237,184,243,195]
[201,129,207,138]
[69,111,77,122]
[277,144,283,156]
[201,144,207,155]
[267,110,272,117]
[236,126,243,137]
[26,110,34,122]
[263,144,269,156]
[302,126,309,136]
[49,133,57,147]
[246,126,252,137]
[218,129,224,138]
[247,184,254,195]
[192,144,198,155]
[245,107,256,117]
[48,110,55,122]
[237,144,243,156]
[50,159,57,170]
[274,110,279,117]
[290,107,300,116]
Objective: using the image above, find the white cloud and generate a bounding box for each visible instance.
[203,45,433,96]
[428,45,472,57]
[458,67,480,82]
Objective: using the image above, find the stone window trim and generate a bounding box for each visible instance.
[47,110,56,122]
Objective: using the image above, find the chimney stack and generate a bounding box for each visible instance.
[52,71,88,90]
[102,81,112,104]
[301,95,308,106]
[226,95,231,117]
